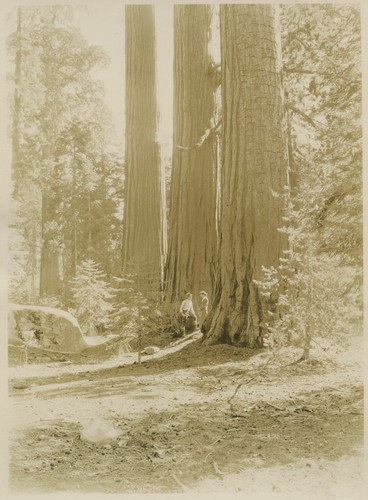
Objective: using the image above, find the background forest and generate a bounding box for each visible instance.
[8,3,362,355]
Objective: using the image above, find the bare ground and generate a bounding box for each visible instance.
[8,334,365,497]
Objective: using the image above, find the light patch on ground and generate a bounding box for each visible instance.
[195,452,365,498]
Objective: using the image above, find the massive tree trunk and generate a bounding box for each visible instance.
[203,4,288,347]
[165,4,218,307]
[123,5,166,288]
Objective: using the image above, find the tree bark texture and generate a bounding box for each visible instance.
[40,192,63,298]
[123,5,166,288]
[38,9,66,299]
[39,55,63,299]
[165,5,218,306]
[203,5,288,347]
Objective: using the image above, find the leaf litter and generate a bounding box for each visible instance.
[9,334,364,497]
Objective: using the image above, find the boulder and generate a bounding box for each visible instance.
[80,418,121,444]
[143,346,161,355]
[8,303,89,354]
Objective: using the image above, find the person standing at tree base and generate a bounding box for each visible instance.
[179,292,197,335]
[198,290,209,329]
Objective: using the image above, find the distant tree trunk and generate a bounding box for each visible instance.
[40,192,63,298]
[122,5,166,288]
[71,144,78,277]
[286,108,298,192]
[87,192,92,260]
[165,4,218,307]
[11,7,22,198]
[39,117,63,298]
[10,7,41,303]
[30,219,37,302]
[203,5,288,347]
[38,10,65,300]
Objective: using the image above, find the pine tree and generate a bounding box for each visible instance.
[281,4,362,270]
[71,260,115,336]
[8,6,121,306]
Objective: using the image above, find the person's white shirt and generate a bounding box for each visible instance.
[180,297,196,317]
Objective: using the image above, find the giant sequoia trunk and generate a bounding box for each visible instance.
[203,5,288,347]
[165,4,218,306]
[123,5,166,288]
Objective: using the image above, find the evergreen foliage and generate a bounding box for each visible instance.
[281,3,362,270]
[254,4,362,354]
[8,6,123,306]
[255,189,361,357]
[70,260,115,336]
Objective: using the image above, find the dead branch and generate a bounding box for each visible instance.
[286,103,319,128]
[265,401,285,411]
[204,450,215,463]
[337,276,361,298]
[213,462,225,479]
[228,369,268,405]
[282,24,312,47]
[177,120,222,151]
[171,473,196,493]
[283,65,317,75]
[289,355,308,365]
[310,338,328,352]
[290,36,310,51]
[288,393,298,406]
[227,375,261,417]
[204,438,222,463]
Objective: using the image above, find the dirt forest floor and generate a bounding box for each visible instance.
[8,332,365,497]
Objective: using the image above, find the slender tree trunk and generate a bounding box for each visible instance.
[40,193,63,298]
[39,131,63,299]
[87,192,92,260]
[302,276,313,360]
[123,5,166,288]
[165,4,218,308]
[72,145,78,277]
[30,219,37,302]
[286,108,298,192]
[39,12,64,300]
[203,4,289,347]
[11,7,42,303]
[11,7,22,198]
